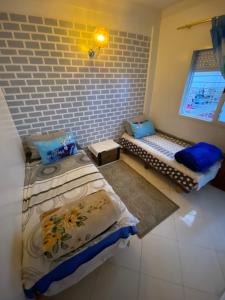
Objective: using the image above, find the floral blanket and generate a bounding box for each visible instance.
[40,190,122,260]
[22,151,138,298]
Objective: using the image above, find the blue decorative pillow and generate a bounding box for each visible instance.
[34,133,78,165]
[131,120,155,139]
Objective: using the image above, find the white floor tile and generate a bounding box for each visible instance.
[151,213,177,240]
[141,234,182,284]
[184,287,218,300]
[197,186,225,219]
[108,235,142,272]
[205,217,225,252]
[216,251,225,280]
[139,274,184,300]
[175,212,213,249]
[173,192,203,217]
[52,269,98,300]
[179,243,225,294]
[91,262,139,300]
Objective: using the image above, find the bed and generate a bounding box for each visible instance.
[119,132,221,192]
[22,150,138,298]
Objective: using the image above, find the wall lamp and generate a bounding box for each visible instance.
[88,27,109,58]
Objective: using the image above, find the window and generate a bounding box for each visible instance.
[179,49,225,122]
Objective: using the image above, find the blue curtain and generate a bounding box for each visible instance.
[211,15,225,79]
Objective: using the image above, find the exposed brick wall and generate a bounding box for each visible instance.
[0,12,150,146]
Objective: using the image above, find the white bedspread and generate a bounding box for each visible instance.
[22,151,138,297]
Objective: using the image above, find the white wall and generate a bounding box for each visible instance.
[150,0,225,151]
[0,89,25,300]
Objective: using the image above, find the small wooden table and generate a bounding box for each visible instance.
[88,139,120,166]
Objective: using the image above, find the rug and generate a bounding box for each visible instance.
[99,160,179,238]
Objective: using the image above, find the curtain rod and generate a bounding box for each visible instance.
[177,17,212,30]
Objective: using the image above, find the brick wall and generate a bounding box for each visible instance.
[0,12,150,146]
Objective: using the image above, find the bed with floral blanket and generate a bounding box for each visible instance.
[22,150,138,298]
[119,133,221,192]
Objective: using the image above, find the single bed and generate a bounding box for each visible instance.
[22,150,138,298]
[119,132,221,192]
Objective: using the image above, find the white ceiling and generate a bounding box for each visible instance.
[133,0,182,9]
[67,0,183,11]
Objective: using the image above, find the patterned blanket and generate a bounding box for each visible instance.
[141,134,190,159]
[120,133,221,191]
[22,151,138,298]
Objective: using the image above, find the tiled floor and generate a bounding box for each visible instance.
[53,153,225,300]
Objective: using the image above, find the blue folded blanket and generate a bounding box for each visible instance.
[175,142,222,172]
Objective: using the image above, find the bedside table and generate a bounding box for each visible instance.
[88,140,120,166]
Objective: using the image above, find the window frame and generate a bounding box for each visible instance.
[178,48,225,126]
[213,87,225,123]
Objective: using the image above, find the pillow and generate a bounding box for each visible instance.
[34,133,77,165]
[24,130,65,161]
[130,120,155,139]
[124,114,148,136]
[40,190,122,260]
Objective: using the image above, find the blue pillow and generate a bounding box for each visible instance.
[131,120,155,139]
[34,133,78,165]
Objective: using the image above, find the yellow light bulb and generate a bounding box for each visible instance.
[97,34,105,42]
[94,27,109,48]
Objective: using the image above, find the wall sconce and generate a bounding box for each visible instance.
[88,27,109,58]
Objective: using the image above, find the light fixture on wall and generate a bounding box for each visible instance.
[88,27,109,58]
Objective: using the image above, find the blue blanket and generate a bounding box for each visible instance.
[175,142,222,172]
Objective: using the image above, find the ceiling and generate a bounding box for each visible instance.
[67,0,183,11]
[133,0,183,9]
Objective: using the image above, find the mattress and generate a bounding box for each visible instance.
[119,133,221,191]
[22,150,138,298]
